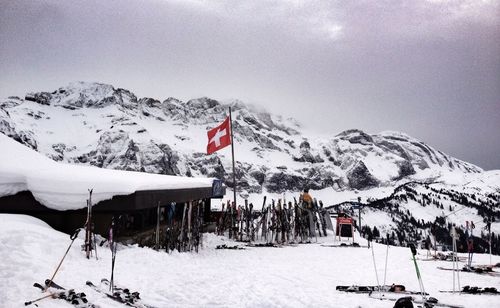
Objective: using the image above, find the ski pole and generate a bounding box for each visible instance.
[156,201,161,251]
[409,243,426,301]
[93,224,98,260]
[44,228,81,292]
[383,236,389,288]
[451,226,460,292]
[109,217,116,292]
[110,241,117,292]
[452,234,456,293]
[24,292,59,306]
[371,241,381,297]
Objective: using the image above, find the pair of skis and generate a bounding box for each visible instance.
[246,242,282,248]
[368,244,463,308]
[321,243,366,248]
[86,279,155,308]
[369,293,463,308]
[216,244,245,250]
[28,279,97,307]
[336,284,426,296]
[84,189,97,260]
[28,278,155,308]
[437,266,500,276]
[439,285,499,295]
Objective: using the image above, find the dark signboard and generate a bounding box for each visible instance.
[212,179,225,198]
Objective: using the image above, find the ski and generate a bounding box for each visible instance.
[418,253,467,262]
[368,292,464,308]
[101,278,142,301]
[43,279,92,301]
[85,189,94,259]
[246,242,282,248]
[321,243,367,248]
[418,257,467,262]
[439,286,499,295]
[216,244,246,250]
[336,285,427,295]
[44,279,65,290]
[439,290,500,295]
[29,280,97,307]
[437,266,500,277]
[86,280,155,308]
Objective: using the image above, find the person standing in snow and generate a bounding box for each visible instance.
[300,188,315,238]
[302,188,313,209]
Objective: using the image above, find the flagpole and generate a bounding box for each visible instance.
[229,107,237,208]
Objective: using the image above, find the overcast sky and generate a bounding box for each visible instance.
[1,0,499,169]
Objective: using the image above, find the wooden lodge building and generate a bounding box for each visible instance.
[0,134,225,242]
[0,181,225,237]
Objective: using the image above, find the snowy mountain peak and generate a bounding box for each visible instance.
[330,129,482,177]
[186,97,220,109]
[24,81,138,110]
[0,82,491,198]
[379,130,416,141]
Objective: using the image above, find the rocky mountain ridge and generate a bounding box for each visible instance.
[0,82,485,197]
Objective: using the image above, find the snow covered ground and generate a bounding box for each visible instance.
[1,214,499,308]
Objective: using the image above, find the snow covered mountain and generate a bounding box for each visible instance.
[0,82,487,192]
[1,82,499,252]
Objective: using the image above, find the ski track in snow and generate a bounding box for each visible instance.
[1,214,500,308]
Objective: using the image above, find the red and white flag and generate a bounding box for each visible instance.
[207,116,231,154]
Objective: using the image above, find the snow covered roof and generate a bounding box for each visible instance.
[0,134,216,211]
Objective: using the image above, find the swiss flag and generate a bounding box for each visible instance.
[207,116,231,154]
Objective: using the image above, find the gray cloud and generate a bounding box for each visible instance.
[1,0,499,169]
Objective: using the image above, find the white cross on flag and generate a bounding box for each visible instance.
[207,116,231,154]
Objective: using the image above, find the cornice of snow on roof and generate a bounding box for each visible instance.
[0,134,220,211]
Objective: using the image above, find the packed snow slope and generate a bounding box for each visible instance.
[0,134,214,210]
[1,214,499,308]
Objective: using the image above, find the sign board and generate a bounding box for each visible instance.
[211,179,225,198]
[337,217,354,225]
[336,216,354,238]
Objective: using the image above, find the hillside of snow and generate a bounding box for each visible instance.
[1,214,499,308]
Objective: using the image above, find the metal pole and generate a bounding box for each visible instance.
[409,243,426,301]
[358,207,362,230]
[25,292,59,306]
[86,189,93,259]
[433,233,437,258]
[451,226,460,293]
[372,245,382,297]
[383,238,389,288]
[156,201,160,250]
[489,215,492,267]
[45,229,80,292]
[229,107,237,208]
[452,232,456,293]
[489,230,492,267]
[371,243,381,297]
